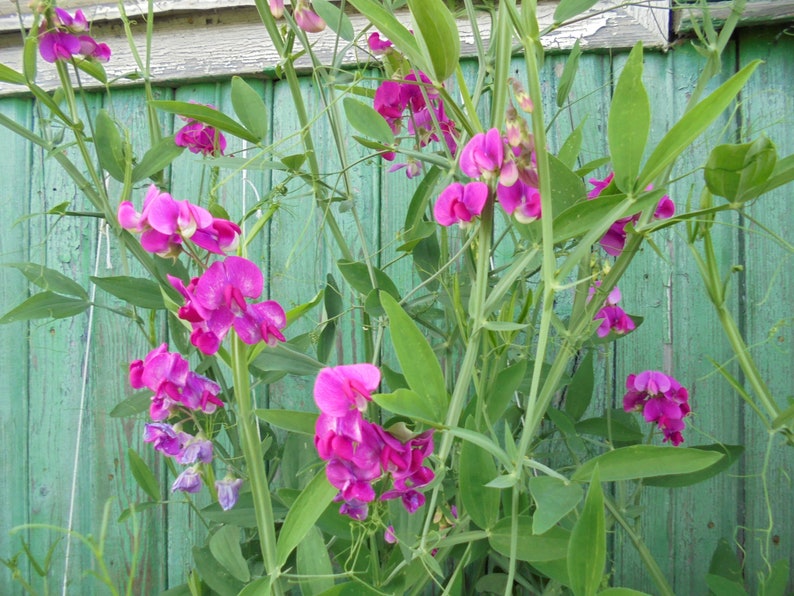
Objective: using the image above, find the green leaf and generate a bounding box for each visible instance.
[313,0,354,41]
[529,476,583,535]
[489,516,570,562]
[568,466,605,596]
[557,39,582,107]
[407,0,460,83]
[753,153,794,197]
[637,60,761,189]
[571,445,724,483]
[109,392,151,418]
[90,276,165,310]
[209,525,250,583]
[127,449,160,501]
[151,100,260,144]
[554,0,600,23]
[404,165,443,231]
[575,410,643,443]
[708,537,744,586]
[704,135,777,203]
[705,575,748,596]
[380,292,447,414]
[75,59,107,84]
[94,110,127,182]
[297,526,335,595]
[485,360,527,424]
[4,262,88,299]
[0,63,26,86]
[558,118,586,170]
[0,292,89,323]
[459,418,501,530]
[761,559,789,596]
[598,590,651,596]
[608,43,649,193]
[23,36,37,83]
[230,77,269,141]
[644,444,743,488]
[251,342,324,376]
[373,388,442,425]
[192,545,244,596]
[343,97,394,145]
[337,259,400,300]
[131,137,185,183]
[276,469,338,566]
[550,154,586,214]
[565,351,594,420]
[346,0,425,70]
[255,409,318,435]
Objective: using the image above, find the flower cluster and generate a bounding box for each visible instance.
[131,346,243,509]
[118,184,241,257]
[169,256,287,355]
[588,284,635,338]
[174,105,228,156]
[38,8,111,64]
[435,105,541,227]
[623,370,691,445]
[269,0,326,32]
[587,173,675,256]
[313,364,435,520]
[374,70,459,177]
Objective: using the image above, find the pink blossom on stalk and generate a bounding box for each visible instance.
[269,0,285,18]
[175,435,214,465]
[143,423,183,456]
[38,8,111,64]
[378,428,435,513]
[433,181,488,227]
[172,466,202,493]
[174,108,227,156]
[624,371,691,445]
[314,364,381,417]
[294,0,326,33]
[587,283,635,338]
[215,477,244,510]
[497,180,541,224]
[368,32,393,54]
[384,525,398,544]
[460,128,517,186]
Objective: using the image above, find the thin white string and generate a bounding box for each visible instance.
[62,219,105,596]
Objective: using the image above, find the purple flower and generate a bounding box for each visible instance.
[313,364,381,417]
[175,435,214,465]
[624,371,691,446]
[174,105,227,156]
[38,8,111,64]
[460,128,516,186]
[497,180,541,224]
[172,466,202,493]
[588,283,635,338]
[143,423,184,456]
[216,477,244,510]
[433,181,489,227]
[384,525,398,544]
[368,32,394,54]
[294,1,326,33]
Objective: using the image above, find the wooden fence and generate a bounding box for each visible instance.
[0,22,792,595]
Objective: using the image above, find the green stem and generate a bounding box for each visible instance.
[231,335,282,593]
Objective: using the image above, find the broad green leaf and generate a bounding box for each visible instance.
[380,292,447,413]
[459,418,501,530]
[230,76,268,141]
[549,153,586,214]
[255,409,318,436]
[127,449,160,501]
[572,445,724,483]
[209,525,250,583]
[4,262,88,299]
[297,526,334,595]
[251,342,324,376]
[285,289,324,325]
[276,469,338,566]
[109,392,151,418]
[554,0,600,23]
[237,579,272,596]
[0,292,89,323]
[192,545,244,596]
[407,0,460,83]
[568,466,605,596]
[557,39,582,107]
[565,351,594,420]
[644,444,743,487]
[637,60,761,189]
[704,135,777,202]
[346,0,425,69]
[446,426,512,467]
[761,559,789,596]
[151,100,260,144]
[608,43,649,193]
[201,493,264,528]
[753,153,794,197]
[705,575,748,596]
[90,276,164,310]
[337,259,400,299]
[75,59,107,84]
[373,388,441,424]
[489,516,570,562]
[575,409,643,443]
[708,538,744,585]
[529,476,583,535]
[343,97,394,145]
[485,360,527,424]
[313,0,354,41]
[404,165,443,231]
[131,137,185,183]
[23,36,37,82]
[558,118,586,170]
[94,110,127,182]
[0,63,26,86]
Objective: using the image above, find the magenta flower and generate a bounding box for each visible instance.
[175,435,214,465]
[175,116,227,156]
[433,181,489,227]
[38,8,111,64]
[368,32,394,54]
[143,423,183,456]
[460,128,517,186]
[588,283,635,338]
[623,371,691,446]
[172,466,202,493]
[294,0,326,32]
[497,180,541,223]
[378,428,435,513]
[216,477,244,510]
[314,363,381,417]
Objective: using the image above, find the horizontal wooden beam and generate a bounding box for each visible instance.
[674,0,794,34]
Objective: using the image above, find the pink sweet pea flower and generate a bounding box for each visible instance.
[294,0,326,32]
[460,128,517,186]
[368,32,393,54]
[172,466,202,493]
[175,120,227,156]
[497,180,541,224]
[434,181,489,227]
[38,8,111,63]
[624,371,691,445]
[143,423,184,456]
[216,477,244,510]
[269,0,285,18]
[314,363,381,417]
